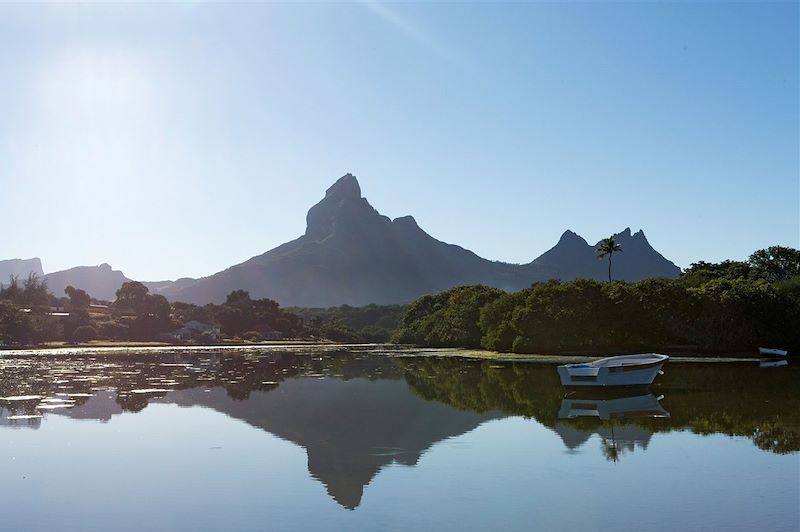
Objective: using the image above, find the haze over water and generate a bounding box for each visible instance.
[1,347,797,532]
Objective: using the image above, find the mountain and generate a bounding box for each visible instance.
[44,263,131,301]
[0,258,44,283]
[532,228,681,281]
[1,174,681,306]
[156,173,680,306]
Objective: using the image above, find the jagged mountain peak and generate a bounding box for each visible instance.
[558,230,589,246]
[305,173,374,240]
[325,173,361,200]
[533,227,680,283]
[392,215,419,228]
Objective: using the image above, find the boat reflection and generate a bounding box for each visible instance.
[557,391,670,462]
[558,392,669,421]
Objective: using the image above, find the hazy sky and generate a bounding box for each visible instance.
[1,2,797,281]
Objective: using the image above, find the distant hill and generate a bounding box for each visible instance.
[155,174,680,306]
[532,228,681,281]
[0,258,44,283]
[44,264,131,301]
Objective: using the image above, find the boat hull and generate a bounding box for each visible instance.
[758,347,788,357]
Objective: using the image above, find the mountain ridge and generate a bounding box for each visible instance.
[1,174,681,304]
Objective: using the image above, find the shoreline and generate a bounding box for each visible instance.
[0,342,768,363]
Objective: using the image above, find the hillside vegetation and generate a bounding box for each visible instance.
[392,246,800,354]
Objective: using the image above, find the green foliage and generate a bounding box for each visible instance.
[73,325,97,342]
[0,276,60,345]
[0,300,34,345]
[681,260,751,286]
[114,281,149,314]
[113,282,173,339]
[358,325,392,343]
[207,290,303,338]
[400,246,800,354]
[290,304,404,342]
[65,286,91,309]
[320,318,361,343]
[393,286,504,347]
[0,274,50,308]
[596,236,623,282]
[171,301,212,324]
[748,246,800,282]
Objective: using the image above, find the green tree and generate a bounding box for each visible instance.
[0,300,33,345]
[73,325,97,342]
[749,246,800,282]
[114,281,149,314]
[597,237,623,282]
[65,286,90,309]
[131,294,172,339]
[393,286,503,348]
[1,274,50,308]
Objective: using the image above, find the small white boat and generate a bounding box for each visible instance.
[760,359,788,369]
[558,353,669,387]
[758,347,788,357]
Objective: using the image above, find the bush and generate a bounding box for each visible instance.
[73,325,97,343]
[242,331,263,341]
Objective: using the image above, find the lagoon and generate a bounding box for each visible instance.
[0,347,797,532]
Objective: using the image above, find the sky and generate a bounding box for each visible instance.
[0,1,797,281]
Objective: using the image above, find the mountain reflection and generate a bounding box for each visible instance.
[0,349,798,507]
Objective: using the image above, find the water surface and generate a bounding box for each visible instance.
[1,347,797,531]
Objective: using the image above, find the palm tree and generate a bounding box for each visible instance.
[597,237,623,282]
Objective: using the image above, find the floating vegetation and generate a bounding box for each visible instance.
[36,403,74,410]
[1,395,43,401]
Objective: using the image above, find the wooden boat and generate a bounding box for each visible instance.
[758,347,788,357]
[557,353,669,387]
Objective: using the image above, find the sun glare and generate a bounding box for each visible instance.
[34,46,156,131]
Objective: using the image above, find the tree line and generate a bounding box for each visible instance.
[0,277,402,346]
[392,246,800,354]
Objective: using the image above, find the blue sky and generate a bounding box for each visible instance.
[0,2,797,281]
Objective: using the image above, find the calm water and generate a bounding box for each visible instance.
[0,347,798,532]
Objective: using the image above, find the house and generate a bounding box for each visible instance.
[261,330,284,340]
[254,323,284,340]
[171,320,221,342]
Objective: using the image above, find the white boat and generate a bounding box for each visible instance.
[759,359,788,369]
[557,353,669,387]
[758,347,788,357]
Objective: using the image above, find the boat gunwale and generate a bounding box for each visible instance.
[559,353,669,371]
